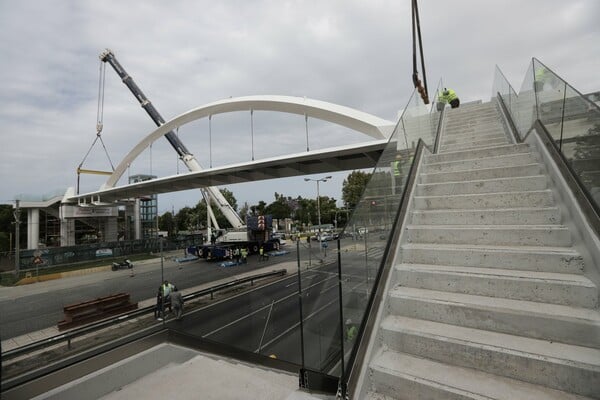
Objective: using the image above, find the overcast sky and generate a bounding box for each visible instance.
[1,0,599,213]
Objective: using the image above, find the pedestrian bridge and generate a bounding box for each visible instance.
[71,95,396,205]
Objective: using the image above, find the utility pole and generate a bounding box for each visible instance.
[304,176,332,258]
[14,200,20,276]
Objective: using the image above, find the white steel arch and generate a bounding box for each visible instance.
[103,95,395,188]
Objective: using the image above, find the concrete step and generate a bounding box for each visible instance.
[414,190,555,209]
[426,143,530,164]
[445,113,500,126]
[395,264,597,307]
[444,122,502,133]
[416,175,547,196]
[400,243,585,274]
[405,224,572,247]
[446,105,497,117]
[443,125,506,138]
[441,136,508,149]
[369,350,596,400]
[380,316,600,398]
[441,138,509,152]
[420,163,543,184]
[423,152,537,173]
[411,207,560,225]
[388,287,600,349]
[442,132,507,145]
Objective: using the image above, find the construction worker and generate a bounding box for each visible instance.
[241,247,248,264]
[170,287,184,320]
[345,319,358,342]
[233,247,240,264]
[259,245,269,261]
[534,65,557,92]
[438,88,460,109]
[159,280,175,318]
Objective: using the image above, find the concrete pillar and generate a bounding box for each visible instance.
[134,199,141,240]
[27,208,39,250]
[59,204,76,247]
[103,217,119,242]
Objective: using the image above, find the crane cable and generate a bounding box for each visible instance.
[77,60,116,194]
[412,0,429,104]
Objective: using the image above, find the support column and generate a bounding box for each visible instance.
[27,208,40,250]
[134,199,141,240]
[103,217,119,242]
[59,204,76,247]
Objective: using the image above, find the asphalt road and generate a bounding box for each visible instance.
[0,246,301,340]
[164,251,377,373]
[1,235,389,375]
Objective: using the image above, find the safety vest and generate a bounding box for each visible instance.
[392,160,401,176]
[439,88,458,103]
[535,66,547,82]
[162,283,173,297]
[346,325,357,341]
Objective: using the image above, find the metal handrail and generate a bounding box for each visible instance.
[2,269,287,360]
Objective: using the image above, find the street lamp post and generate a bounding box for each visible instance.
[304,176,332,259]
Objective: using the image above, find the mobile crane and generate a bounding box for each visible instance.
[99,49,243,232]
[99,49,280,255]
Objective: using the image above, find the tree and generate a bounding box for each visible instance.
[342,171,372,209]
[265,193,293,220]
[175,207,194,231]
[250,200,267,216]
[174,188,239,231]
[158,211,175,236]
[0,204,15,251]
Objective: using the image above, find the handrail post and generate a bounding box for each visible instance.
[296,239,308,388]
[336,238,347,397]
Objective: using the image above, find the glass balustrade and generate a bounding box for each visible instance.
[493,58,600,217]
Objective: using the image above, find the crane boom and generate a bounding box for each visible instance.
[99,49,244,229]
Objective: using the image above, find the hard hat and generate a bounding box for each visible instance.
[346,319,352,325]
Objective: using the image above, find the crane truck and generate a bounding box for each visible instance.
[99,49,280,257]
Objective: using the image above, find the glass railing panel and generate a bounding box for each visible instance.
[294,238,343,373]
[430,78,444,141]
[494,58,600,216]
[533,59,568,146]
[559,85,600,208]
[336,85,441,378]
[492,65,520,122]
[508,83,519,124]
[514,61,538,138]
[492,65,510,105]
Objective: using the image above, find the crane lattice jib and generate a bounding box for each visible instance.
[99,49,190,157]
[99,49,244,229]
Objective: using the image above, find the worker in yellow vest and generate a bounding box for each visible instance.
[438,88,460,109]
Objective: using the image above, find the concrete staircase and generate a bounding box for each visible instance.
[363,102,600,399]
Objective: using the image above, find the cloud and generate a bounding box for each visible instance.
[1,0,598,211]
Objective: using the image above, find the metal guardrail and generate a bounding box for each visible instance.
[2,269,287,360]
